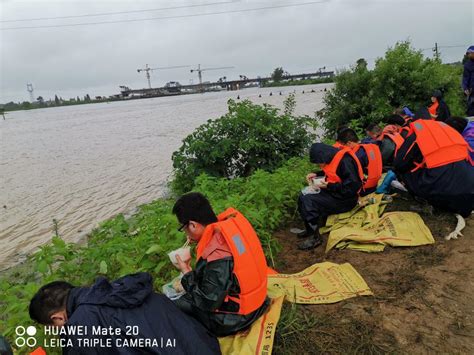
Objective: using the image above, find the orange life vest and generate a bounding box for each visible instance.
[333,141,344,149]
[380,129,404,156]
[408,120,469,171]
[428,101,439,119]
[400,126,411,139]
[322,147,365,186]
[196,208,267,315]
[353,144,383,190]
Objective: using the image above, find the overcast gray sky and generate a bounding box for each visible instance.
[1,0,473,102]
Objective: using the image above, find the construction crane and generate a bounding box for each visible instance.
[190,64,234,89]
[137,64,190,89]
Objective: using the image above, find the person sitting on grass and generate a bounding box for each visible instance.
[385,114,411,139]
[365,123,404,168]
[336,128,382,196]
[171,192,269,337]
[29,272,220,355]
[428,90,451,121]
[297,143,363,250]
[393,119,474,217]
[393,107,414,126]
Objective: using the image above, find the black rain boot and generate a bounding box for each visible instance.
[298,228,323,250]
[296,221,315,238]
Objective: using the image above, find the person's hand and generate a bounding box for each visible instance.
[306,173,317,184]
[319,180,328,189]
[176,255,192,274]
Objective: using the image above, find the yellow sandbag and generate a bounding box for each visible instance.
[321,193,385,234]
[336,241,386,252]
[219,296,284,355]
[267,262,372,304]
[326,212,435,253]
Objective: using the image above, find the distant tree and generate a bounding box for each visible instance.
[54,95,60,105]
[76,96,81,102]
[21,101,32,109]
[36,96,45,106]
[84,94,91,102]
[356,58,368,70]
[271,67,285,82]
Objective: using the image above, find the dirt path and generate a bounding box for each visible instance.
[273,197,474,354]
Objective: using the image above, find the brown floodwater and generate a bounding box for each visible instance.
[0,83,330,270]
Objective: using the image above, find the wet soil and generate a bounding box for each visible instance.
[273,195,474,354]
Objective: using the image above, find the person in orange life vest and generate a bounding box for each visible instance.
[171,192,269,337]
[336,128,382,196]
[297,143,363,250]
[445,116,474,165]
[393,120,474,217]
[428,90,451,122]
[385,113,411,139]
[365,123,404,168]
[394,107,414,126]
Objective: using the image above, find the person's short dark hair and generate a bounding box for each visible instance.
[432,89,443,99]
[29,281,73,325]
[445,116,468,134]
[337,128,359,144]
[384,114,405,127]
[365,123,382,134]
[393,108,405,116]
[172,192,218,226]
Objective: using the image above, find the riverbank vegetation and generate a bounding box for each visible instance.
[171,95,317,192]
[0,94,113,113]
[319,41,464,135]
[0,40,467,354]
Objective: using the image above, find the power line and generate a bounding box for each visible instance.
[0,1,330,31]
[0,1,237,23]
[420,45,466,51]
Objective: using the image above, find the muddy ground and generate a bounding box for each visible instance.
[273,195,474,354]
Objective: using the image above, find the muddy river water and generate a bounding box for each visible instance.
[0,83,331,270]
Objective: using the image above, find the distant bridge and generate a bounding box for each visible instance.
[119,71,334,98]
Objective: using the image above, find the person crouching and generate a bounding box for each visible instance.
[297,143,364,250]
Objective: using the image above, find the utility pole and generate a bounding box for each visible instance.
[26,83,34,102]
[433,42,440,60]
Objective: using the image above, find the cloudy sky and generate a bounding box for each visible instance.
[1,0,472,102]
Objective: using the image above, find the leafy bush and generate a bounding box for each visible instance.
[171,97,317,193]
[0,157,312,354]
[319,41,464,136]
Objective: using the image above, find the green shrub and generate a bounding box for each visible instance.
[319,41,465,136]
[171,96,317,193]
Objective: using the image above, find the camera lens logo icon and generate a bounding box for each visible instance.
[15,326,37,347]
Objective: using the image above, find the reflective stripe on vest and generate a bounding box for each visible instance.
[196,208,267,315]
[355,144,382,190]
[322,148,365,185]
[410,120,469,170]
